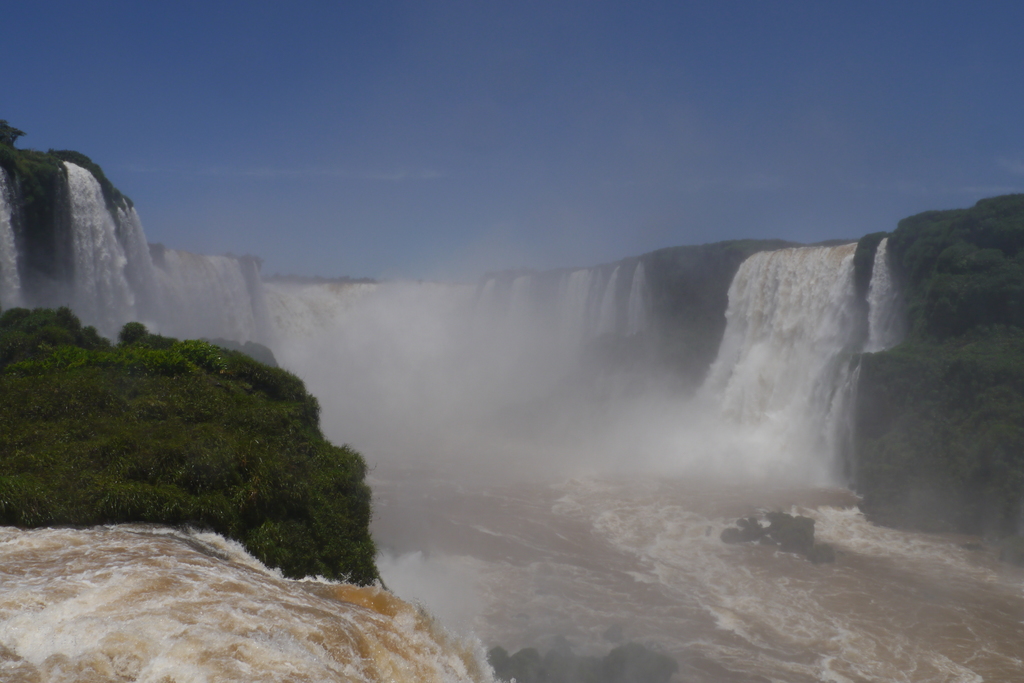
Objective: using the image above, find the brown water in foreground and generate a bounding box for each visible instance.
[2,473,1023,682]
[0,525,492,683]
[372,472,1024,683]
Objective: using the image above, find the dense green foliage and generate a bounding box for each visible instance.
[0,307,378,584]
[0,143,69,282]
[643,239,797,385]
[854,195,1024,536]
[0,120,26,147]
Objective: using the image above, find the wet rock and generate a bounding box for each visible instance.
[765,512,815,554]
[721,511,835,564]
[721,516,768,543]
[806,542,836,564]
[488,640,678,683]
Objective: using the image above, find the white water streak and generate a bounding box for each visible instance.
[152,250,264,342]
[559,269,593,346]
[595,266,620,335]
[865,238,904,352]
[0,166,21,308]
[625,261,647,336]
[66,162,135,335]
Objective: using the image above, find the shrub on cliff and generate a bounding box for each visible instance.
[854,195,1024,536]
[0,307,378,584]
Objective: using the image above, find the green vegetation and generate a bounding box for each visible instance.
[0,306,378,584]
[0,120,25,147]
[853,195,1024,536]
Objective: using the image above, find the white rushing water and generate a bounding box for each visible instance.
[0,525,494,683]
[595,265,620,336]
[150,248,268,343]
[865,237,905,352]
[115,205,160,323]
[558,269,593,347]
[701,244,862,482]
[624,262,647,336]
[65,162,137,335]
[0,166,21,308]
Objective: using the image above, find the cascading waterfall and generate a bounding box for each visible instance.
[865,237,904,352]
[115,205,160,323]
[150,247,268,343]
[702,244,862,480]
[624,261,647,336]
[506,274,533,325]
[558,269,593,346]
[65,162,136,335]
[0,166,21,308]
[595,265,620,335]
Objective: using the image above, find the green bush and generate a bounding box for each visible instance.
[853,195,1024,536]
[0,308,378,584]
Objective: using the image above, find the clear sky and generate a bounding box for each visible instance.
[4,1,1023,280]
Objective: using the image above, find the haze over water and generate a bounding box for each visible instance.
[2,162,1024,681]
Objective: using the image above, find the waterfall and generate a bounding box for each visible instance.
[864,237,904,352]
[115,205,160,323]
[0,166,21,308]
[702,244,862,479]
[507,274,533,325]
[595,265,620,335]
[151,247,268,343]
[624,261,647,336]
[65,162,136,335]
[559,269,593,346]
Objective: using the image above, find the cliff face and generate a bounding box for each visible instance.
[853,195,1024,534]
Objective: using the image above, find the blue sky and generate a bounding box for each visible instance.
[4,1,1023,280]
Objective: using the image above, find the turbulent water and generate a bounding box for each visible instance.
[373,472,1024,683]
[0,166,1012,681]
[0,525,493,683]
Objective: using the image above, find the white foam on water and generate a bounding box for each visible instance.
[0,525,495,683]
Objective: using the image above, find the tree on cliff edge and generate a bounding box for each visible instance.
[0,120,26,147]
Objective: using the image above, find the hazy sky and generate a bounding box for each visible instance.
[4,1,1023,280]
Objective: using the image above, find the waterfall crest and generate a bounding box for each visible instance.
[702,244,861,479]
[0,167,21,308]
